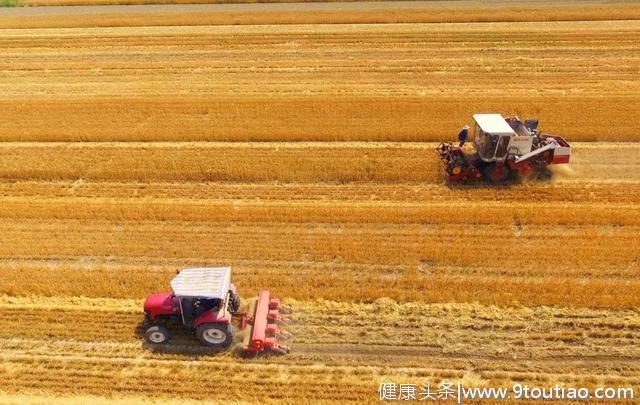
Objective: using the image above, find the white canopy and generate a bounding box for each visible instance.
[170,267,231,298]
[473,114,516,135]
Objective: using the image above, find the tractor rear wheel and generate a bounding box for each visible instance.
[145,325,170,344]
[196,323,233,348]
[481,163,510,183]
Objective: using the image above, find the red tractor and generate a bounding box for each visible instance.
[437,114,571,182]
[143,267,292,354]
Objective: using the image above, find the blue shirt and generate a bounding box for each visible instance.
[458,128,469,143]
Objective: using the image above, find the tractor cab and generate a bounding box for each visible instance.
[473,113,518,162]
[143,267,241,347]
[170,267,239,327]
[179,296,223,328]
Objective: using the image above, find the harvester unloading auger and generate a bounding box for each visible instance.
[143,267,292,354]
[437,114,571,182]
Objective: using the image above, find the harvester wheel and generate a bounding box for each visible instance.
[535,167,554,181]
[145,325,170,344]
[270,345,290,355]
[196,323,233,348]
[481,163,509,183]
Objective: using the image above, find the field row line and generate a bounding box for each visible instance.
[0,197,636,225]
[2,20,639,34]
[1,294,637,323]
[0,179,638,203]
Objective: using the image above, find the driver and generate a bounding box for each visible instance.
[457,125,470,146]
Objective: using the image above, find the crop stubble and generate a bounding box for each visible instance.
[0,141,639,401]
[0,296,638,403]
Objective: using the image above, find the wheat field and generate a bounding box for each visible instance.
[0,18,639,141]
[0,1,639,403]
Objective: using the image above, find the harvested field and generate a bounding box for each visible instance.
[0,141,639,402]
[0,296,639,402]
[0,1,639,403]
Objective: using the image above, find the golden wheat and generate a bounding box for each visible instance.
[0,142,634,182]
[0,143,636,309]
[0,3,638,403]
[0,21,638,141]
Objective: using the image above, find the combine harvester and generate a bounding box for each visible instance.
[437,113,571,182]
[143,267,292,354]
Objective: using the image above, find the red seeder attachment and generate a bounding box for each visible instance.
[244,290,293,354]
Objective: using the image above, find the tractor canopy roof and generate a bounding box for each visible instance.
[170,267,231,299]
[473,114,516,136]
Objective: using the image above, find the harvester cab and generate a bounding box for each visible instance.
[143,267,292,354]
[473,113,522,162]
[437,113,571,182]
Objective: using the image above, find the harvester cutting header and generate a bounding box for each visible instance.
[437,114,571,182]
[143,267,292,354]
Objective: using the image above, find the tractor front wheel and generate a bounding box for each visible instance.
[145,325,170,344]
[196,323,233,348]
